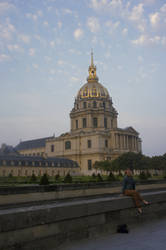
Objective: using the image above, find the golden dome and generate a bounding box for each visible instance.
[77,81,110,99]
[77,51,110,99]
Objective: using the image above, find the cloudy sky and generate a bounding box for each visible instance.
[0,0,166,156]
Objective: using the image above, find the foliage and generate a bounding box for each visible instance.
[30,173,37,183]
[93,152,166,172]
[64,173,72,183]
[96,173,103,182]
[107,172,116,182]
[91,173,96,179]
[138,171,148,180]
[55,174,60,182]
[111,152,151,172]
[94,160,112,172]
[40,173,49,185]
[146,170,151,178]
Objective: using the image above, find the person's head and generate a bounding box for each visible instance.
[125,169,132,176]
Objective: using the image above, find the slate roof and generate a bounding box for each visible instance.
[0,145,19,156]
[15,136,54,150]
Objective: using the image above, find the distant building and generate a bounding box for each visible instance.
[0,144,80,177]
[16,53,142,175]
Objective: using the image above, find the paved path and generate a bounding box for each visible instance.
[60,218,166,250]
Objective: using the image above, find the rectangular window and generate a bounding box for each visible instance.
[65,141,71,150]
[51,145,54,152]
[93,101,97,108]
[93,117,98,128]
[111,119,113,128]
[76,120,78,129]
[105,139,108,148]
[87,140,91,148]
[88,160,92,170]
[83,118,87,128]
[104,118,107,128]
[83,102,87,108]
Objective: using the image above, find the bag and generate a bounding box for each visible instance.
[117,224,129,233]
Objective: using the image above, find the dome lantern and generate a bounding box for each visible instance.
[87,50,99,82]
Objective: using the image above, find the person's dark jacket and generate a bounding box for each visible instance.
[122,176,135,194]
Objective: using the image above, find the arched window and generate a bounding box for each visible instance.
[83,88,88,97]
[92,88,97,96]
[65,141,71,150]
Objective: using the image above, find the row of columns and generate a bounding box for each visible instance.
[114,133,139,151]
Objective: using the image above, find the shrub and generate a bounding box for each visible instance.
[8,173,13,178]
[107,172,116,181]
[92,173,96,178]
[96,173,103,182]
[139,171,148,180]
[90,173,97,182]
[162,171,166,179]
[30,173,37,183]
[40,173,49,185]
[55,174,60,182]
[64,173,72,183]
[146,171,151,178]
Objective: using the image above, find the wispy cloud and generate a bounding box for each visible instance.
[29,48,36,56]
[0,53,10,62]
[87,17,100,33]
[0,2,15,14]
[26,10,43,21]
[105,20,120,34]
[73,28,83,40]
[19,34,31,44]
[131,35,166,46]
[149,12,160,26]
[7,44,23,52]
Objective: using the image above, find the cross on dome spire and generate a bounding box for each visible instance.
[91,49,94,66]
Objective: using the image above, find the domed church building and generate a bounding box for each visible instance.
[44,53,142,175]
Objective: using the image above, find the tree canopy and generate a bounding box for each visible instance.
[94,152,166,172]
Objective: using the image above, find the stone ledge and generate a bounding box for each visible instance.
[0,190,166,250]
[1,181,166,208]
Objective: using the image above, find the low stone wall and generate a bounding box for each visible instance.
[1,180,166,207]
[0,190,166,250]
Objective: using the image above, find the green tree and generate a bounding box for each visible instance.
[30,173,37,183]
[94,160,112,172]
[139,171,148,180]
[64,173,72,183]
[111,152,150,172]
[107,172,116,182]
[55,174,60,182]
[40,173,49,185]
[96,173,103,182]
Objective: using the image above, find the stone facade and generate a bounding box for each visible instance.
[16,53,142,175]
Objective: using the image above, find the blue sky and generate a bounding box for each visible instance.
[0,0,166,156]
